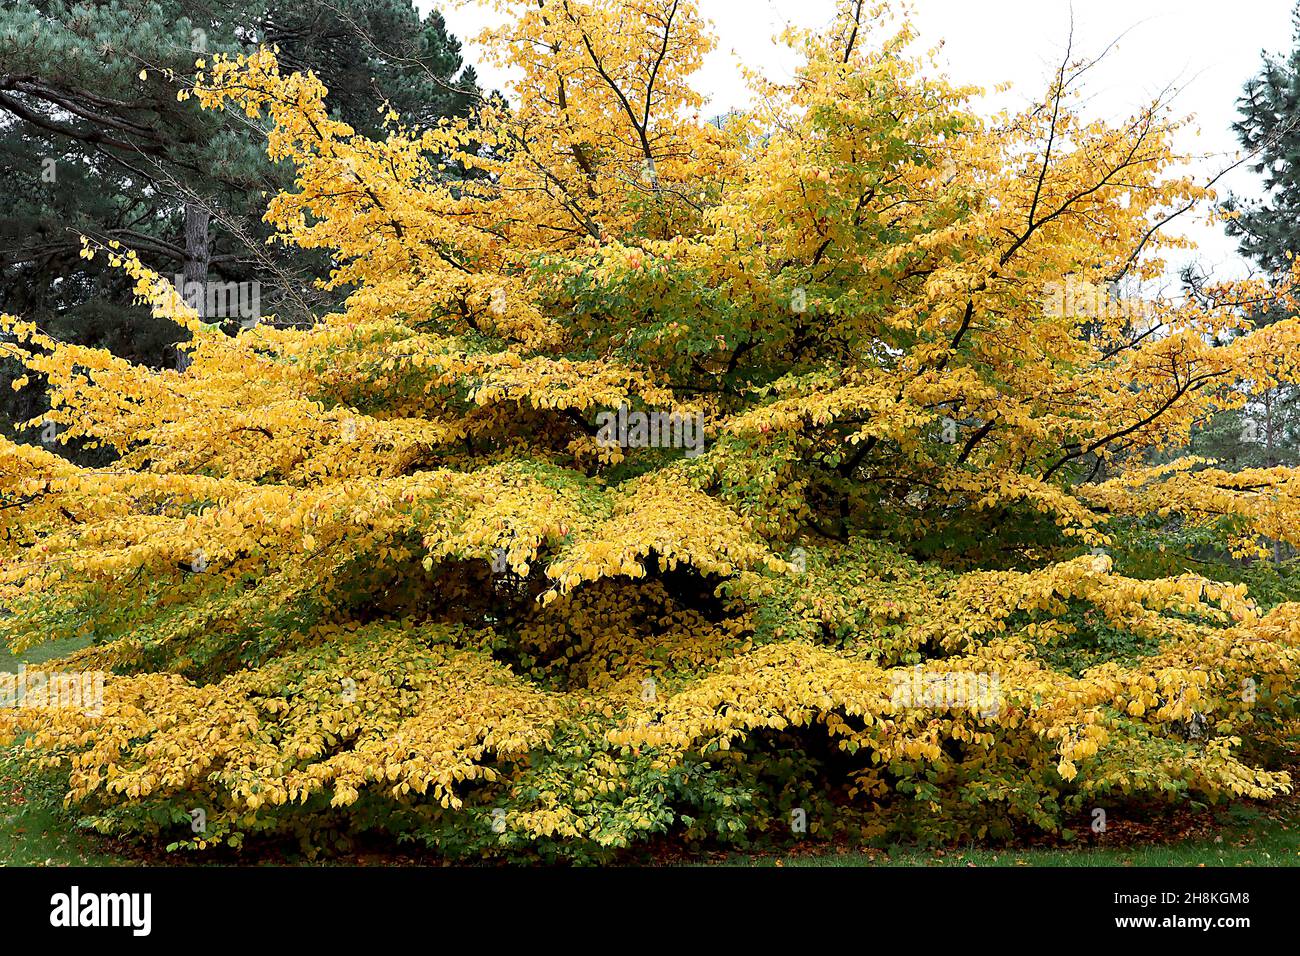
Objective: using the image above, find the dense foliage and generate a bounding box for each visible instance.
[4,0,1300,862]
[0,0,482,460]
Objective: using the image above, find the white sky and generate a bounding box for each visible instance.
[423,0,1300,281]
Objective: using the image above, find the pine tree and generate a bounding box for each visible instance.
[1224,8,1300,278]
[1209,3,1300,485]
[0,0,481,458]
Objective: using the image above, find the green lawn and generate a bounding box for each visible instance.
[1,635,134,865]
[0,748,138,866]
[0,634,91,672]
[718,806,1299,867]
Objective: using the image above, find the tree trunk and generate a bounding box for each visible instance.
[1265,391,1286,562]
[1265,390,1277,468]
[181,202,210,318]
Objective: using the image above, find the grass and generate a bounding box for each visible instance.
[0,634,91,672]
[716,806,1300,867]
[0,634,134,865]
[0,748,139,866]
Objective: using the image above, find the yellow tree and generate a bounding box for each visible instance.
[3,0,1300,859]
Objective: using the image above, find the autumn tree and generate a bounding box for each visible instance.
[0,0,482,458]
[3,0,1300,861]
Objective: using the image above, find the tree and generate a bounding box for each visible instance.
[1224,4,1300,278]
[1203,3,1300,491]
[3,0,1300,862]
[0,0,481,456]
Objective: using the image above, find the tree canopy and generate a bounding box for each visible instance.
[3,0,1300,861]
[0,0,482,460]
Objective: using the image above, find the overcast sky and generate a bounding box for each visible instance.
[423,0,1300,282]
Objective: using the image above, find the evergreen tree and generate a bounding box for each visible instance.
[1223,9,1300,278]
[0,0,481,457]
[1203,4,1300,481]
